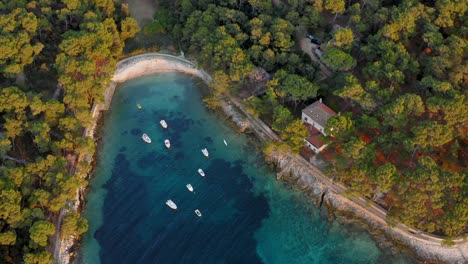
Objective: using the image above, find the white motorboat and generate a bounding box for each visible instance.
[166,200,177,210]
[195,209,202,217]
[198,168,205,177]
[223,139,228,146]
[164,139,171,149]
[137,104,142,109]
[186,184,194,192]
[142,133,151,143]
[201,148,209,157]
[160,120,168,129]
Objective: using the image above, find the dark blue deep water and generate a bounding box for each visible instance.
[81,73,414,264]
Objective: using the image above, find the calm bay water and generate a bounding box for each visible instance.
[80,73,414,264]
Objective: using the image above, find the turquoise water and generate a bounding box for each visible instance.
[81,73,414,263]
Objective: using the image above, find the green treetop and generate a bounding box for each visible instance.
[321,47,356,71]
[333,28,354,49]
[29,220,55,247]
[0,8,43,76]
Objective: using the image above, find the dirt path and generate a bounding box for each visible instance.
[299,38,332,78]
[53,208,66,262]
[123,0,157,27]
[229,97,282,142]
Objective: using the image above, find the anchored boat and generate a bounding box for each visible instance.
[164,139,171,149]
[201,148,209,157]
[195,209,202,217]
[160,120,168,129]
[198,168,205,177]
[186,184,194,192]
[142,133,151,143]
[166,200,177,210]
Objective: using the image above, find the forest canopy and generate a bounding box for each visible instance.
[0,0,138,263]
[155,0,467,239]
[0,1,466,263]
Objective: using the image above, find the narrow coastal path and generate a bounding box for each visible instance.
[53,208,66,262]
[229,97,281,142]
[229,95,468,252]
[56,52,466,264]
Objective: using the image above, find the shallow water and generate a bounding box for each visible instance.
[81,73,414,264]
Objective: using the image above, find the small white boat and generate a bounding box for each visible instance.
[195,209,202,217]
[186,184,194,192]
[160,120,168,129]
[201,148,209,157]
[142,133,151,143]
[137,104,142,109]
[164,139,171,149]
[198,168,205,177]
[223,139,228,146]
[166,200,177,210]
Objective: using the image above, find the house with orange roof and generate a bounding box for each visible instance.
[301,99,336,153]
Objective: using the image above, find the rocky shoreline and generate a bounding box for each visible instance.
[56,53,467,264]
[219,99,467,264]
[54,53,212,264]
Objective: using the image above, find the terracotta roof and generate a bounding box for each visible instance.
[302,100,336,127]
[306,125,326,148]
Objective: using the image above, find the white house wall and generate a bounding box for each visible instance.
[301,112,327,136]
[304,139,327,154]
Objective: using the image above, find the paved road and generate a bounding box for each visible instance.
[229,96,468,249]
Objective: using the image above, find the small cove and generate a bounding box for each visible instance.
[80,73,414,263]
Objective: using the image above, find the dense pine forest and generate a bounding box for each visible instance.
[0,0,466,262]
[0,0,138,262]
[152,0,467,241]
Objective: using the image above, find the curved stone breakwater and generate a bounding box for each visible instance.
[55,53,467,264]
[54,53,212,264]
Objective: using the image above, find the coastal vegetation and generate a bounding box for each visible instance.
[0,0,138,263]
[154,0,466,239]
[0,0,465,262]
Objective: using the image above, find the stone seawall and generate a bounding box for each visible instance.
[219,96,468,264]
[85,54,212,139]
[268,152,467,264]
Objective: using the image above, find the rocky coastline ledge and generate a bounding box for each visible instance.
[220,98,468,263]
[55,53,466,264]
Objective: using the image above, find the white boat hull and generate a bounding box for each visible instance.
[166,200,177,210]
[165,139,171,149]
[142,134,151,143]
[186,184,194,192]
[201,148,209,157]
[195,209,202,217]
[198,169,205,177]
[160,120,168,129]
[223,139,227,146]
